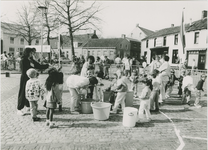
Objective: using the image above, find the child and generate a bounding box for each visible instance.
[25,68,42,121]
[111,71,128,114]
[45,71,61,128]
[193,74,206,108]
[178,70,186,97]
[165,69,177,98]
[86,67,95,98]
[150,69,161,112]
[182,70,194,105]
[138,79,152,122]
[129,70,139,98]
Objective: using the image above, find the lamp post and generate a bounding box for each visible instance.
[38,6,47,62]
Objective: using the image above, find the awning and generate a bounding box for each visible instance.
[150,46,169,50]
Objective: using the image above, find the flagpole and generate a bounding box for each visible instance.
[58,22,60,68]
[180,8,186,63]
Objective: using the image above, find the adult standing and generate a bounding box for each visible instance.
[115,55,121,64]
[123,56,131,77]
[17,48,50,116]
[1,51,8,70]
[158,55,171,103]
[191,59,196,75]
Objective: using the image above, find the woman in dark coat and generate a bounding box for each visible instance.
[17,48,49,116]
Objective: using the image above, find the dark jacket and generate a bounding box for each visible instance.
[196,79,205,91]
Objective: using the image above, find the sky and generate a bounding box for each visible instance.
[1,0,207,38]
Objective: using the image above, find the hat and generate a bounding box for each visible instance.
[26,68,38,78]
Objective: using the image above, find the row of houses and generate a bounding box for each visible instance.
[1,10,207,69]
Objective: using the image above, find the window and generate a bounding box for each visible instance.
[146,40,149,48]
[97,51,100,56]
[78,43,82,47]
[20,48,24,53]
[35,40,39,45]
[194,32,199,44]
[20,38,24,45]
[9,48,15,54]
[120,44,122,48]
[154,38,157,47]
[163,36,166,46]
[174,34,178,45]
[10,37,14,44]
[172,49,179,64]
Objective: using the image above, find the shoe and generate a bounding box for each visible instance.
[187,101,191,105]
[49,123,56,129]
[110,110,117,114]
[24,107,31,114]
[194,104,202,108]
[134,95,138,98]
[46,120,50,126]
[32,117,41,122]
[150,109,155,112]
[17,110,25,116]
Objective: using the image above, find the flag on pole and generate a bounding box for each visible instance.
[180,9,186,54]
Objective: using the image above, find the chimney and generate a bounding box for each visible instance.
[94,30,96,35]
[136,23,139,27]
[171,24,174,27]
[121,34,126,39]
[190,18,192,25]
[202,10,207,19]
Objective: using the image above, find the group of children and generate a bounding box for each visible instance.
[24,62,206,128]
[25,67,64,128]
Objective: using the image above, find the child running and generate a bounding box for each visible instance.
[138,79,152,122]
[45,71,61,128]
[25,68,42,121]
[165,69,177,98]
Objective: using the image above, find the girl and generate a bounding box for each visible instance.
[138,79,152,122]
[150,69,161,112]
[45,71,61,128]
[129,70,139,98]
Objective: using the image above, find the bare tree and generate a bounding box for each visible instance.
[50,0,102,58]
[7,4,40,45]
[34,0,59,46]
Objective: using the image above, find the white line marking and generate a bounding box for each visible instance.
[170,117,207,121]
[160,111,185,150]
[182,136,207,140]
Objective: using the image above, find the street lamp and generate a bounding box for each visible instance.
[38,6,47,62]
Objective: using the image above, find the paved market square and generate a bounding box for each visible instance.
[1,72,207,150]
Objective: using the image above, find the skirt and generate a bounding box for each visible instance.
[46,102,57,109]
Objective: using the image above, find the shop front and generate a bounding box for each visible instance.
[150,47,169,61]
[187,49,207,70]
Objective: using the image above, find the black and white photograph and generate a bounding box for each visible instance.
[1,0,207,149]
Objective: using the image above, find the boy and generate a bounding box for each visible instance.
[111,71,128,114]
[129,70,139,98]
[165,69,177,98]
[25,68,42,121]
[182,70,194,105]
[194,74,206,108]
[86,67,95,98]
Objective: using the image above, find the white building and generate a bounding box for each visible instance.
[141,11,207,70]
[1,22,40,56]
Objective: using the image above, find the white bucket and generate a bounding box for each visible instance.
[123,107,138,127]
[91,102,112,121]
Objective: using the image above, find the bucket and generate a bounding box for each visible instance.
[91,102,112,120]
[81,99,93,114]
[123,107,138,127]
[125,91,134,107]
[103,91,112,102]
